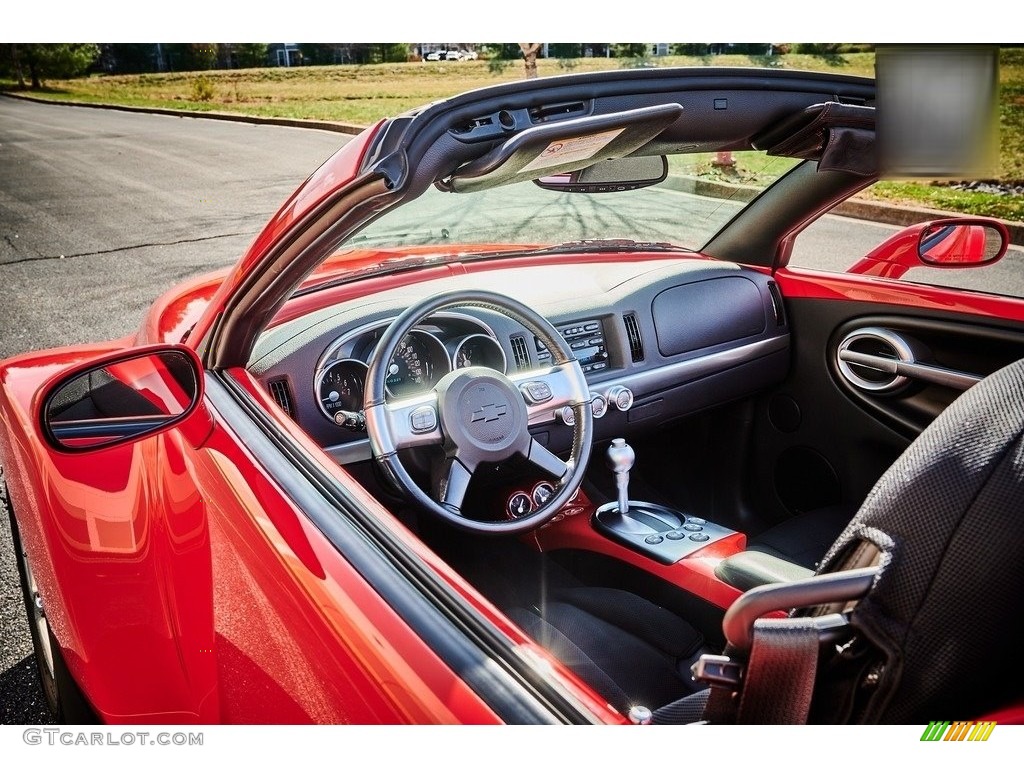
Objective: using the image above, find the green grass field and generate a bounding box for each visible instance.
[4,50,1022,220]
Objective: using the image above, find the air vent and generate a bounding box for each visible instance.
[623,313,645,363]
[767,281,786,326]
[268,378,295,418]
[836,328,913,393]
[510,335,531,371]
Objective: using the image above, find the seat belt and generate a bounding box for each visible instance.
[689,616,821,725]
[735,616,820,723]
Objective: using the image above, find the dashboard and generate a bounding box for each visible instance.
[250,257,791,472]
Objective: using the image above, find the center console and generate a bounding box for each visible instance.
[525,437,754,613]
[593,501,737,566]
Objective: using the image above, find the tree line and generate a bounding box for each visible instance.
[1,43,877,90]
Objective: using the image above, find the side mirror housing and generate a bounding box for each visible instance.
[847,216,1010,279]
[918,219,1008,267]
[41,346,203,452]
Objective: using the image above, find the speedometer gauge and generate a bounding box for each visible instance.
[453,334,507,374]
[317,359,368,421]
[385,330,451,398]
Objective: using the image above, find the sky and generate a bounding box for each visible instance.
[3,1,1012,43]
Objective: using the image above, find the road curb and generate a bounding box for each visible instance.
[5,91,1022,245]
[0,91,365,136]
[662,174,1024,246]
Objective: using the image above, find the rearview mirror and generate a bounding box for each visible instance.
[534,155,668,193]
[918,219,1008,267]
[44,348,202,452]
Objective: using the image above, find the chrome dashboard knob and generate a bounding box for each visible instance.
[559,405,576,426]
[606,385,634,412]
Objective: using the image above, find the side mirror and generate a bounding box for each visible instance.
[848,216,1011,279]
[918,219,1008,267]
[534,155,668,193]
[43,347,202,452]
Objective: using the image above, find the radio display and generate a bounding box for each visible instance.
[557,319,607,373]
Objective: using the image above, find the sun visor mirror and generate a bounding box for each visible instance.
[441,103,683,194]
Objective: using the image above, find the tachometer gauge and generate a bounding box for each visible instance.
[453,334,507,374]
[385,330,451,398]
[317,359,368,421]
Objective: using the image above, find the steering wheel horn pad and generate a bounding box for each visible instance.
[436,369,531,468]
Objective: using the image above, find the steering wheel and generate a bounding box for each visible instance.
[363,290,593,534]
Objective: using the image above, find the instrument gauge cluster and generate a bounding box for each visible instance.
[313,315,508,425]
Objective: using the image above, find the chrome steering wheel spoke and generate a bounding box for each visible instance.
[522,438,571,480]
[437,456,474,514]
[365,391,443,454]
[510,362,590,426]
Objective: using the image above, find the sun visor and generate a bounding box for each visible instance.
[441,103,683,193]
[752,101,876,176]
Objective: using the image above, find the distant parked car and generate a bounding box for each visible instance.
[425,49,477,62]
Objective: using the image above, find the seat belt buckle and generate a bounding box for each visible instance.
[691,654,744,689]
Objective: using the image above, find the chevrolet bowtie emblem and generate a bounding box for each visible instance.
[471,403,508,423]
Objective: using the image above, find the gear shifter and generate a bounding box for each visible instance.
[607,438,635,515]
[593,437,731,565]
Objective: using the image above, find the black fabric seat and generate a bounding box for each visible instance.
[507,587,709,713]
[746,505,854,570]
[433,535,710,713]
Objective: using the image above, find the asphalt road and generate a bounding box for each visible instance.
[0,96,1022,724]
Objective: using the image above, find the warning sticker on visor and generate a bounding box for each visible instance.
[518,128,626,174]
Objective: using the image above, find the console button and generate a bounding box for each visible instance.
[644,534,664,545]
[689,533,710,542]
[666,531,685,540]
[683,523,703,532]
[687,517,707,525]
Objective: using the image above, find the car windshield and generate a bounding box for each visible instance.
[338,151,799,257]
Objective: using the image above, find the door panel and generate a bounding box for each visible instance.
[829,314,1024,435]
[746,267,1024,535]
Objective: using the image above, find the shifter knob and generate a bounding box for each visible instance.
[607,438,635,473]
[607,438,635,515]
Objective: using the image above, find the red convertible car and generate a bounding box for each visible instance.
[2,67,1023,726]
